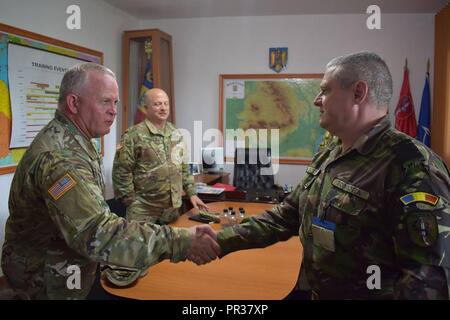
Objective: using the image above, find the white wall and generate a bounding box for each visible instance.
[140,13,434,186]
[0,7,436,276]
[0,0,139,275]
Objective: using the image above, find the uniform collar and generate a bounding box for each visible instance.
[144,118,174,137]
[54,110,101,161]
[55,109,81,137]
[328,116,391,157]
[351,116,391,155]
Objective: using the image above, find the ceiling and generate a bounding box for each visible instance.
[102,0,449,20]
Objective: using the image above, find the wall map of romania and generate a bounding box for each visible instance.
[225,79,326,160]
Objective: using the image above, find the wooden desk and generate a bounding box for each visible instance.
[101,201,302,300]
[194,172,230,185]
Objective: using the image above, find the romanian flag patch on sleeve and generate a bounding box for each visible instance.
[48,173,77,200]
[400,192,439,206]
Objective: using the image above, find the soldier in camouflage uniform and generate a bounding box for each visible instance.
[1,63,220,299]
[113,88,208,224]
[216,52,450,299]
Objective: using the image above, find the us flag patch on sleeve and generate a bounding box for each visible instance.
[48,173,77,200]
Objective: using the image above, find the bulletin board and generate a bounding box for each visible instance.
[0,22,103,175]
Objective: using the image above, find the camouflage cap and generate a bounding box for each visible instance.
[102,265,145,287]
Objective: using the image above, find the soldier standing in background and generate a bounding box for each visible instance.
[112,88,208,225]
[1,63,219,299]
[215,51,450,299]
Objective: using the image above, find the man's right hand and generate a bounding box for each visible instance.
[187,225,220,265]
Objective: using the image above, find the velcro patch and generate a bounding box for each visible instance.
[48,173,77,200]
[406,212,438,247]
[400,192,439,206]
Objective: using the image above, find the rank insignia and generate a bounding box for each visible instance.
[269,47,288,73]
[48,173,77,200]
[400,192,439,206]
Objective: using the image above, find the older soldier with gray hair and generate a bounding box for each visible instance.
[215,51,450,299]
[1,63,219,299]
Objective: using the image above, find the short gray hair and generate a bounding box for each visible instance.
[58,62,116,108]
[326,51,393,108]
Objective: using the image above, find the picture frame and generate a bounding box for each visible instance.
[219,74,326,165]
[189,162,201,175]
[0,22,103,175]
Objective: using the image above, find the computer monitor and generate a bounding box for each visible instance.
[201,147,224,173]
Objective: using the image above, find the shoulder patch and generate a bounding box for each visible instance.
[400,192,439,206]
[406,212,438,247]
[48,173,77,200]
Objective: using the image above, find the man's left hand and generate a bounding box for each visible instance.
[190,195,209,211]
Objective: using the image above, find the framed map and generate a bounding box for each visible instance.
[219,74,326,165]
[0,22,103,175]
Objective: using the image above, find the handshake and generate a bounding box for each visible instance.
[186,225,221,265]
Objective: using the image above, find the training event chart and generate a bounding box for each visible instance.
[8,43,84,148]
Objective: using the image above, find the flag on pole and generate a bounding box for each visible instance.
[417,71,431,147]
[395,62,417,137]
[134,40,153,124]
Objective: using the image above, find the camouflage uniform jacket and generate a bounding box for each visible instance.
[1,111,192,299]
[317,131,334,153]
[218,116,450,299]
[112,119,196,214]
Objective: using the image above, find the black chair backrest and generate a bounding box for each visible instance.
[233,148,274,190]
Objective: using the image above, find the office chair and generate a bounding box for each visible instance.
[233,148,275,190]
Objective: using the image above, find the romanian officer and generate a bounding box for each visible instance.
[215,52,450,299]
[1,63,219,299]
[112,88,207,225]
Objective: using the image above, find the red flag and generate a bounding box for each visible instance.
[395,67,417,137]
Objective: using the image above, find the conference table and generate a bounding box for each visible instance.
[101,201,302,300]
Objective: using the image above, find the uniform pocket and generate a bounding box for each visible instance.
[328,178,369,216]
[138,145,161,166]
[325,179,371,246]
